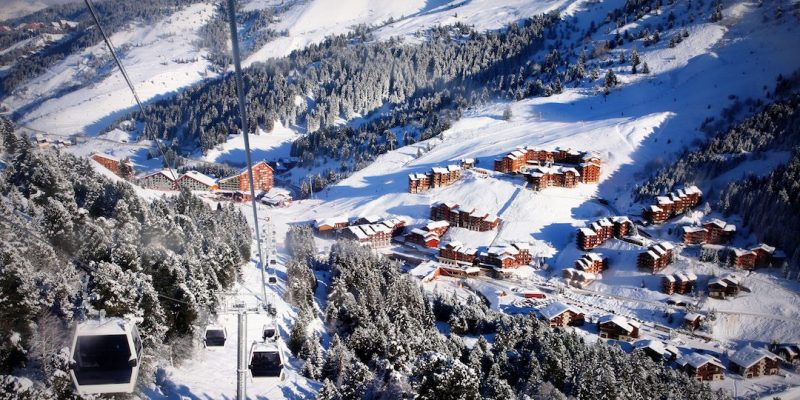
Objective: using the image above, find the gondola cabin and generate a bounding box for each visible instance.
[69,318,142,395]
[262,320,277,341]
[249,342,285,382]
[268,274,278,285]
[204,325,227,347]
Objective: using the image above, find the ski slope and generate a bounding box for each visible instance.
[243,0,577,65]
[5,2,218,136]
[266,0,800,346]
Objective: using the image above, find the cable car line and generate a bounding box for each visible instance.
[83,0,179,182]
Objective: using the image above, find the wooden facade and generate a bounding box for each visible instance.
[597,315,640,341]
[91,153,134,177]
[728,345,780,379]
[218,161,273,193]
[637,242,675,272]
[643,185,702,224]
[539,302,585,327]
[678,353,725,381]
[576,216,632,250]
[430,202,500,232]
[408,165,462,193]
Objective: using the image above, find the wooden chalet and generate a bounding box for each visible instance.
[460,158,475,169]
[682,312,705,331]
[314,216,349,234]
[433,263,481,279]
[343,223,392,248]
[708,274,740,299]
[408,165,462,193]
[677,353,725,381]
[576,216,632,250]
[643,185,703,224]
[406,228,441,248]
[438,241,478,265]
[661,272,697,294]
[90,153,134,177]
[424,220,450,236]
[597,315,640,341]
[562,268,596,288]
[494,146,600,177]
[175,171,217,191]
[135,169,176,190]
[769,343,800,364]
[637,242,675,272]
[574,253,606,274]
[728,345,780,378]
[634,339,680,362]
[430,202,501,232]
[217,161,274,193]
[523,165,580,190]
[539,302,585,327]
[478,243,532,269]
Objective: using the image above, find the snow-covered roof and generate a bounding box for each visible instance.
[347,226,369,240]
[754,243,776,254]
[722,274,740,285]
[91,152,122,162]
[579,227,596,236]
[659,242,675,250]
[708,278,727,287]
[598,315,638,332]
[447,165,461,172]
[75,317,132,336]
[684,312,705,322]
[425,220,450,230]
[683,226,706,234]
[663,274,676,282]
[729,345,778,368]
[634,340,678,358]
[656,196,673,205]
[540,301,583,320]
[678,353,725,369]
[315,216,348,228]
[359,215,382,224]
[137,169,176,181]
[683,185,702,195]
[732,248,753,257]
[583,253,603,262]
[648,205,663,212]
[705,219,727,229]
[461,158,474,164]
[180,171,217,187]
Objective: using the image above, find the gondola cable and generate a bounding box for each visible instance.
[82,0,179,182]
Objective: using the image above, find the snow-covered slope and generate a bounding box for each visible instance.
[243,0,577,65]
[265,0,800,345]
[5,2,217,136]
[0,0,76,22]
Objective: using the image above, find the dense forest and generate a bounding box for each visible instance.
[0,118,251,397]
[637,73,800,268]
[282,240,728,400]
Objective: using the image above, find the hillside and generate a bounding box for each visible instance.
[1,0,800,399]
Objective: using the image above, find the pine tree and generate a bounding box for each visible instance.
[631,49,640,74]
[642,62,651,74]
[502,106,513,121]
[604,69,618,90]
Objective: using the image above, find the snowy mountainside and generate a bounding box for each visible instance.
[267,0,800,345]
[3,2,218,136]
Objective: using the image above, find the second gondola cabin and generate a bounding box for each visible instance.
[249,341,285,382]
[204,325,227,347]
[69,318,142,395]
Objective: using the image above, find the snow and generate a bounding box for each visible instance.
[243,0,579,66]
[0,0,75,21]
[157,216,316,399]
[6,3,218,136]
[203,120,301,164]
